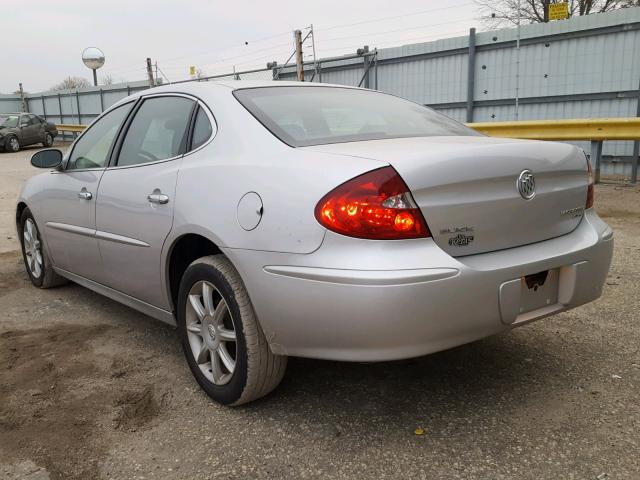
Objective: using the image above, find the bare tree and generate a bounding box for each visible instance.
[101,74,114,85]
[196,68,207,79]
[475,0,636,28]
[49,76,91,91]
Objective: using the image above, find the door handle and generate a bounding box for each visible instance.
[78,190,93,200]
[147,193,170,205]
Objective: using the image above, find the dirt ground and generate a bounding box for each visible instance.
[0,145,639,480]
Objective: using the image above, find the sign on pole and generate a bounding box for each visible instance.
[548,2,569,21]
[189,66,196,76]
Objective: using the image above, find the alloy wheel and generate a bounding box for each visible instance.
[185,280,237,385]
[23,218,43,278]
[9,137,19,151]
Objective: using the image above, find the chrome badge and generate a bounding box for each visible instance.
[517,170,536,200]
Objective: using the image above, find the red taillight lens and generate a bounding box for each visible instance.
[586,157,594,209]
[315,166,430,240]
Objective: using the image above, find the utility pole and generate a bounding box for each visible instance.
[294,29,304,82]
[543,0,550,22]
[18,83,27,113]
[310,24,319,81]
[146,57,155,87]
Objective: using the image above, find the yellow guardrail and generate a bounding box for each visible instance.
[56,124,87,133]
[468,118,640,141]
[56,117,639,182]
[57,117,640,140]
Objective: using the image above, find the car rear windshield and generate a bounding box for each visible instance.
[233,86,479,147]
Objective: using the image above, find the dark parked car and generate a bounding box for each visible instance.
[0,113,57,152]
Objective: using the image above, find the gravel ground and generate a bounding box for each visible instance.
[0,145,638,480]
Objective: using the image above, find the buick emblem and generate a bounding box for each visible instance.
[517,170,535,200]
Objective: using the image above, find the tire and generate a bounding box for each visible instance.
[43,132,54,148]
[177,254,287,406]
[6,135,20,152]
[19,208,67,288]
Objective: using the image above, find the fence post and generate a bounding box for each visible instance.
[630,77,640,184]
[75,90,81,140]
[41,96,47,121]
[57,93,64,142]
[466,27,476,123]
[590,140,603,184]
[99,88,104,112]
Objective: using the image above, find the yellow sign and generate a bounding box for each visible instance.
[189,65,196,76]
[548,2,569,21]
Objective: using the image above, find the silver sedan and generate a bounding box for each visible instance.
[17,82,613,405]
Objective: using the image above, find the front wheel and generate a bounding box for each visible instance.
[177,255,287,406]
[6,136,20,152]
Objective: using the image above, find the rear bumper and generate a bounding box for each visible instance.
[224,210,613,361]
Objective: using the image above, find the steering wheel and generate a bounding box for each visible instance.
[138,150,159,162]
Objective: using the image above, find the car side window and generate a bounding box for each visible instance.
[20,116,30,126]
[117,97,194,167]
[67,102,133,170]
[191,106,213,150]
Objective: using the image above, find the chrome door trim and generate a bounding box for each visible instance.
[46,222,96,238]
[46,222,150,247]
[53,266,175,326]
[95,230,150,247]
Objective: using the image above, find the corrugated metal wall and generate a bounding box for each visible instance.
[279,8,640,167]
[2,8,638,169]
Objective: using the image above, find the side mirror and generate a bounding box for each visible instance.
[31,149,63,169]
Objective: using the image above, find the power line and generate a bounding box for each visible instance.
[318,1,475,31]
[320,17,477,43]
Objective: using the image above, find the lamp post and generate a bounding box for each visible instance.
[82,47,105,86]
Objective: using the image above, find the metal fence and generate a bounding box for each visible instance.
[2,8,639,175]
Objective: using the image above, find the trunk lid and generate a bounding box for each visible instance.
[303,136,589,256]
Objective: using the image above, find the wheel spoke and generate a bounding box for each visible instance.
[23,230,32,245]
[26,220,34,238]
[33,259,42,278]
[189,294,206,321]
[196,343,210,364]
[217,344,236,373]
[212,297,228,326]
[211,351,224,383]
[217,328,236,342]
[202,282,215,316]
[186,322,202,334]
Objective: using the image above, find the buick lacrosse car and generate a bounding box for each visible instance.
[17,81,613,405]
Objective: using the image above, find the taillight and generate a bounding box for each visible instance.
[315,166,430,240]
[586,156,594,209]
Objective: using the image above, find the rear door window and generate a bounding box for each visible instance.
[190,106,213,150]
[117,96,194,167]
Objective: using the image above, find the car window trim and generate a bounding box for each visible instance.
[184,100,217,157]
[108,93,197,170]
[62,99,138,173]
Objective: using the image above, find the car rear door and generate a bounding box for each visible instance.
[42,102,134,280]
[95,95,195,310]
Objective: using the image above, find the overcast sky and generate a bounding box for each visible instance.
[5,0,484,93]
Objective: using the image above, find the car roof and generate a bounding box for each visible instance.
[133,80,361,96]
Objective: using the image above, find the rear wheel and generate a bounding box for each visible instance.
[19,208,67,288]
[177,255,287,406]
[43,132,54,147]
[6,136,20,152]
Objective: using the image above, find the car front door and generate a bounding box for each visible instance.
[19,115,38,145]
[95,95,195,309]
[42,102,134,280]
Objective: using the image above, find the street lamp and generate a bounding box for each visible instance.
[82,47,105,87]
